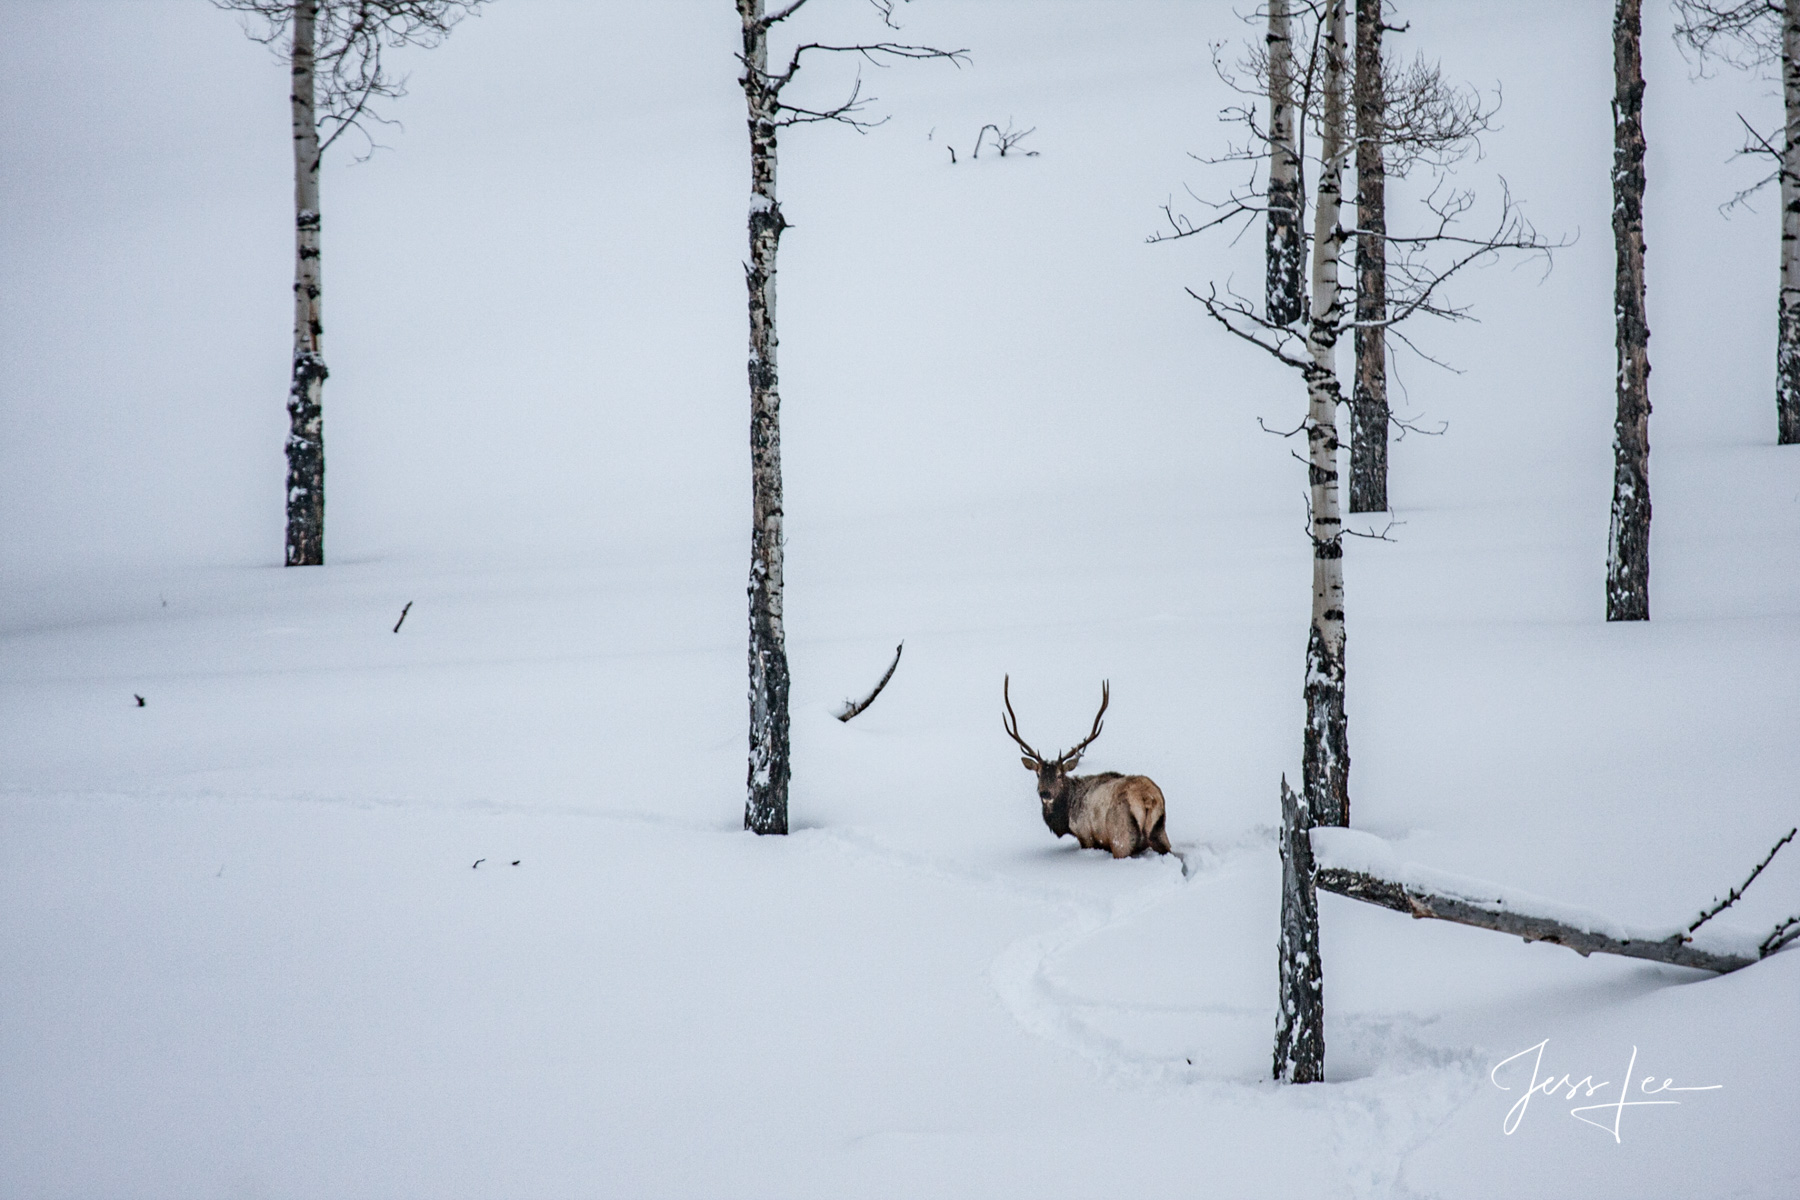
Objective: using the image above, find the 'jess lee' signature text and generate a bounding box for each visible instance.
[1490,1040,1721,1142]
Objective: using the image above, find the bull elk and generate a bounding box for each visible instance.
[1002,676,1170,858]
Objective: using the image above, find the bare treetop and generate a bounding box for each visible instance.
[217,0,487,158]
[1198,16,1496,184]
[1673,0,1781,72]
[738,0,968,133]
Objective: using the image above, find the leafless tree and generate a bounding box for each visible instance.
[1673,1,1798,445]
[1171,4,1497,516]
[1156,0,1548,836]
[1350,3,1495,512]
[735,0,965,836]
[217,0,486,566]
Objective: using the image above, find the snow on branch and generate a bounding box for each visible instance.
[1308,827,1799,975]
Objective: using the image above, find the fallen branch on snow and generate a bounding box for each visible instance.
[835,642,903,722]
[1309,827,1795,975]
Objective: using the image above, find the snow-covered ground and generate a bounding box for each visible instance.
[3,2,1796,1197]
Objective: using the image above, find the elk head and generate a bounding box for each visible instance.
[1002,675,1109,828]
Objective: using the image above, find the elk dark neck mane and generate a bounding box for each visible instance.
[1045,771,1125,839]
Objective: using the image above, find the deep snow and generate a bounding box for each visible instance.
[2,2,1797,1197]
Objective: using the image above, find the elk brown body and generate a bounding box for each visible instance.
[1004,676,1171,858]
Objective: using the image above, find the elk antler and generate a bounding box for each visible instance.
[1002,674,1046,766]
[1056,680,1109,768]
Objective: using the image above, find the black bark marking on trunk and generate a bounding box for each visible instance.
[1350,0,1389,513]
[285,350,327,568]
[1266,0,1305,326]
[1303,624,1350,828]
[1607,0,1652,621]
[1275,776,1325,1082]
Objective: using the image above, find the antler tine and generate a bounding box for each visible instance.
[1002,674,1045,765]
[1058,679,1109,767]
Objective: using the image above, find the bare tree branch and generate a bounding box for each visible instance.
[1672,0,1780,74]
[1763,914,1800,956]
[217,0,486,162]
[1688,826,1797,933]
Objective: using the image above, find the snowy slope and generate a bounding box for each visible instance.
[2,2,1797,1198]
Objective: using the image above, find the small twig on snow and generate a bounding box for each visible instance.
[393,600,413,633]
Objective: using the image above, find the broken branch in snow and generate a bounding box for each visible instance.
[393,600,413,633]
[1689,826,1796,933]
[835,642,903,722]
[1310,827,1772,974]
[971,118,1038,158]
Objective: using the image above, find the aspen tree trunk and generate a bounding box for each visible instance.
[1303,0,1352,829]
[1275,776,1325,1083]
[1350,0,1389,513]
[1266,0,1306,327]
[287,0,326,567]
[1780,0,1800,444]
[738,0,791,835]
[1607,0,1651,621]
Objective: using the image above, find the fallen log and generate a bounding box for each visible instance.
[1310,828,1764,975]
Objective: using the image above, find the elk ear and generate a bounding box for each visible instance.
[1061,754,1081,771]
[1021,756,1038,772]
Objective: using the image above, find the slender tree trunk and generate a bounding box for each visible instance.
[1275,776,1325,1082]
[1780,0,1800,444]
[1303,0,1352,829]
[286,0,326,567]
[1607,0,1651,621]
[739,0,791,835]
[1350,0,1389,513]
[1266,0,1306,327]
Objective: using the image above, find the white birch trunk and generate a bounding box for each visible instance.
[1303,0,1352,829]
[738,0,791,835]
[1780,0,1800,444]
[286,0,326,567]
[1266,0,1306,327]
